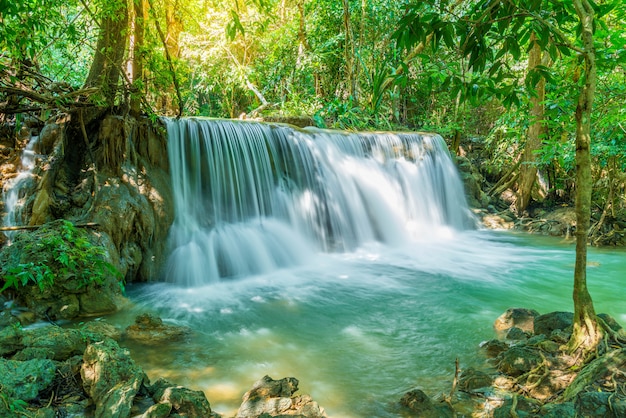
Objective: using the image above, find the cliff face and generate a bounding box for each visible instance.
[4,113,175,285]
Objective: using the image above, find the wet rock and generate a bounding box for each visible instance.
[506,326,528,341]
[236,375,327,418]
[37,122,63,154]
[0,358,56,401]
[15,327,88,361]
[124,313,191,343]
[480,339,508,358]
[494,308,539,334]
[150,378,213,417]
[139,402,173,418]
[533,312,573,336]
[400,389,454,418]
[81,319,123,341]
[458,368,493,391]
[497,346,543,377]
[538,402,576,418]
[493,396,540,418]
[0,325,24,356]
[81,338,146,418]
[575,392,626,418]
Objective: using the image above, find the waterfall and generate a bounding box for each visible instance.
[164,118,475,285]
[2,134,39,241]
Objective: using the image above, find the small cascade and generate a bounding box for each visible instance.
[164,118,475,285]
[2,134,39,241]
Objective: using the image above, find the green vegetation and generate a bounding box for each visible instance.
[0,221,121,294]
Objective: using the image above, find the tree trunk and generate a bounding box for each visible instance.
[516,33,545,214]
[343,0,356,100]
[84,1,129,106]
[130,0,147,116]
[567,0,602,355]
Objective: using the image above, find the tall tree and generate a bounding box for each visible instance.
[516,33,546,214]
[84,0,129,106]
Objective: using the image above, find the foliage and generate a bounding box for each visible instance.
[0,221,122,294]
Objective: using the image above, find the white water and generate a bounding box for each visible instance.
[2,134,39,240]
[164,118,475,285]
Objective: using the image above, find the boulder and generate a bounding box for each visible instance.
[0,358,56,401]
[458,368,493,391]
[124,313,191,343]
[15,327,88,361]
[400,389,454,418]
[494,308,540,334]
[480,339,509,358]
[493,396,540,418]
[236,375,327,418]
[539,402,576,418]
[575,392,626,418]
[533,312,573,337]
[149,378,213,417]
[505,326,529,341]
[497,346,543,377]
[81,338,146,418]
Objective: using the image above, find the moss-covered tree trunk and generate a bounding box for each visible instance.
[516,33,545,214]
[567,0,602,355]
[84,1,130,106]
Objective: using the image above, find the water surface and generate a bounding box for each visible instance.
[110,231,626,417]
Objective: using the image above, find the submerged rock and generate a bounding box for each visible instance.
[124,313,191,343]
[236,375,327,418]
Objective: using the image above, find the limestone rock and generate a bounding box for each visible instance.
[493,396,539,418]
[236,375,327,418]
[400,389,454,418]
[497,346,543,377]
[575,392,626,418]
[0,358,56,401]
[124,313,191,343]
[81,338,146,418]
[480,339,508,358]
[505,326,528,341]
[0,325,24,356]
[16,327,87,361]
[458,368,493,391]
[150,378,212,417]
[539,402,576,418]
[81,319,123,341]
[139,402,173,418]
[494,308,540,334]
[533,312,573,337]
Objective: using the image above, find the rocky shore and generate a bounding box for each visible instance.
[0,312,327,417]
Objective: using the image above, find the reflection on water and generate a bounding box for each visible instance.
[108,231,626,417]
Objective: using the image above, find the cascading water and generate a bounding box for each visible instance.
[164,118,476,285]
[2,134,39,241]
